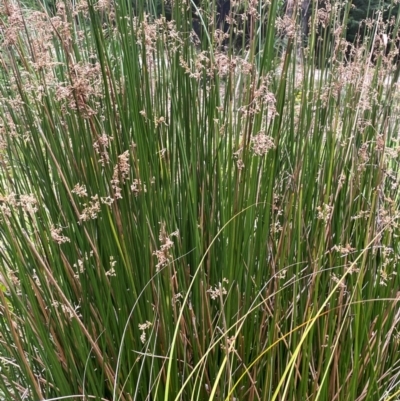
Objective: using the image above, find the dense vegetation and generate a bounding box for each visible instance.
[1,0,400,400]
[347,0,400,42]
[18,0,400,43]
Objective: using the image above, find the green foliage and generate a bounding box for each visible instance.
[0,1,400,401]
[347,0,400,43]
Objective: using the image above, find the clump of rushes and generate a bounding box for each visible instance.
[0,0,400,400]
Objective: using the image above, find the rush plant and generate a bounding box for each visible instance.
[0,1,400,401]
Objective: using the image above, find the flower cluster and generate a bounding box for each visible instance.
[50,226,71,245]
[111,150,130,200]
[153,223,179,271]
[251,132,275,156]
